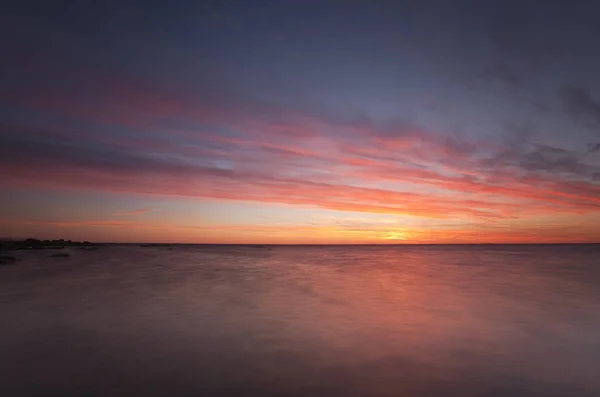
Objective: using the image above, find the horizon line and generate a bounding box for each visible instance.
[107,242,600,246]
[4,238,599,246]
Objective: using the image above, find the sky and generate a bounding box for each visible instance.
[1,0,600,244]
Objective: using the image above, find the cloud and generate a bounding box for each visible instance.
[1,3,599,244]
[2,115,600,224]
[559,85,600,126]
[587,143,600,153]
[480,142,599,179]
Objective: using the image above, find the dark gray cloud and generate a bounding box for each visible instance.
[587,143,600,153]
[518,144,596,177]
[478,130,600,182]
[559,86,600,126]
[0,122,233,180]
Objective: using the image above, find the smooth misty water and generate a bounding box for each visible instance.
[1,245,600,397]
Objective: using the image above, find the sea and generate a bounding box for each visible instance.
[1,244,600,397]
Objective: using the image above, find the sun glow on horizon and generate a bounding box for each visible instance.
[383,230,408,240]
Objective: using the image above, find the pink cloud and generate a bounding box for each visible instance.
[2,46,600,244]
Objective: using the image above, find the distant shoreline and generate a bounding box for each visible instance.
[1,238,104,251]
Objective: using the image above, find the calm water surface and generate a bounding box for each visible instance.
[1,245,600,396]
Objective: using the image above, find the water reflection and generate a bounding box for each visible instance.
[1,245,599,396]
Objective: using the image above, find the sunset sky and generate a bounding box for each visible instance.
[1,1,600,244]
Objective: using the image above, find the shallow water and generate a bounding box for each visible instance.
[1,244,600,396]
